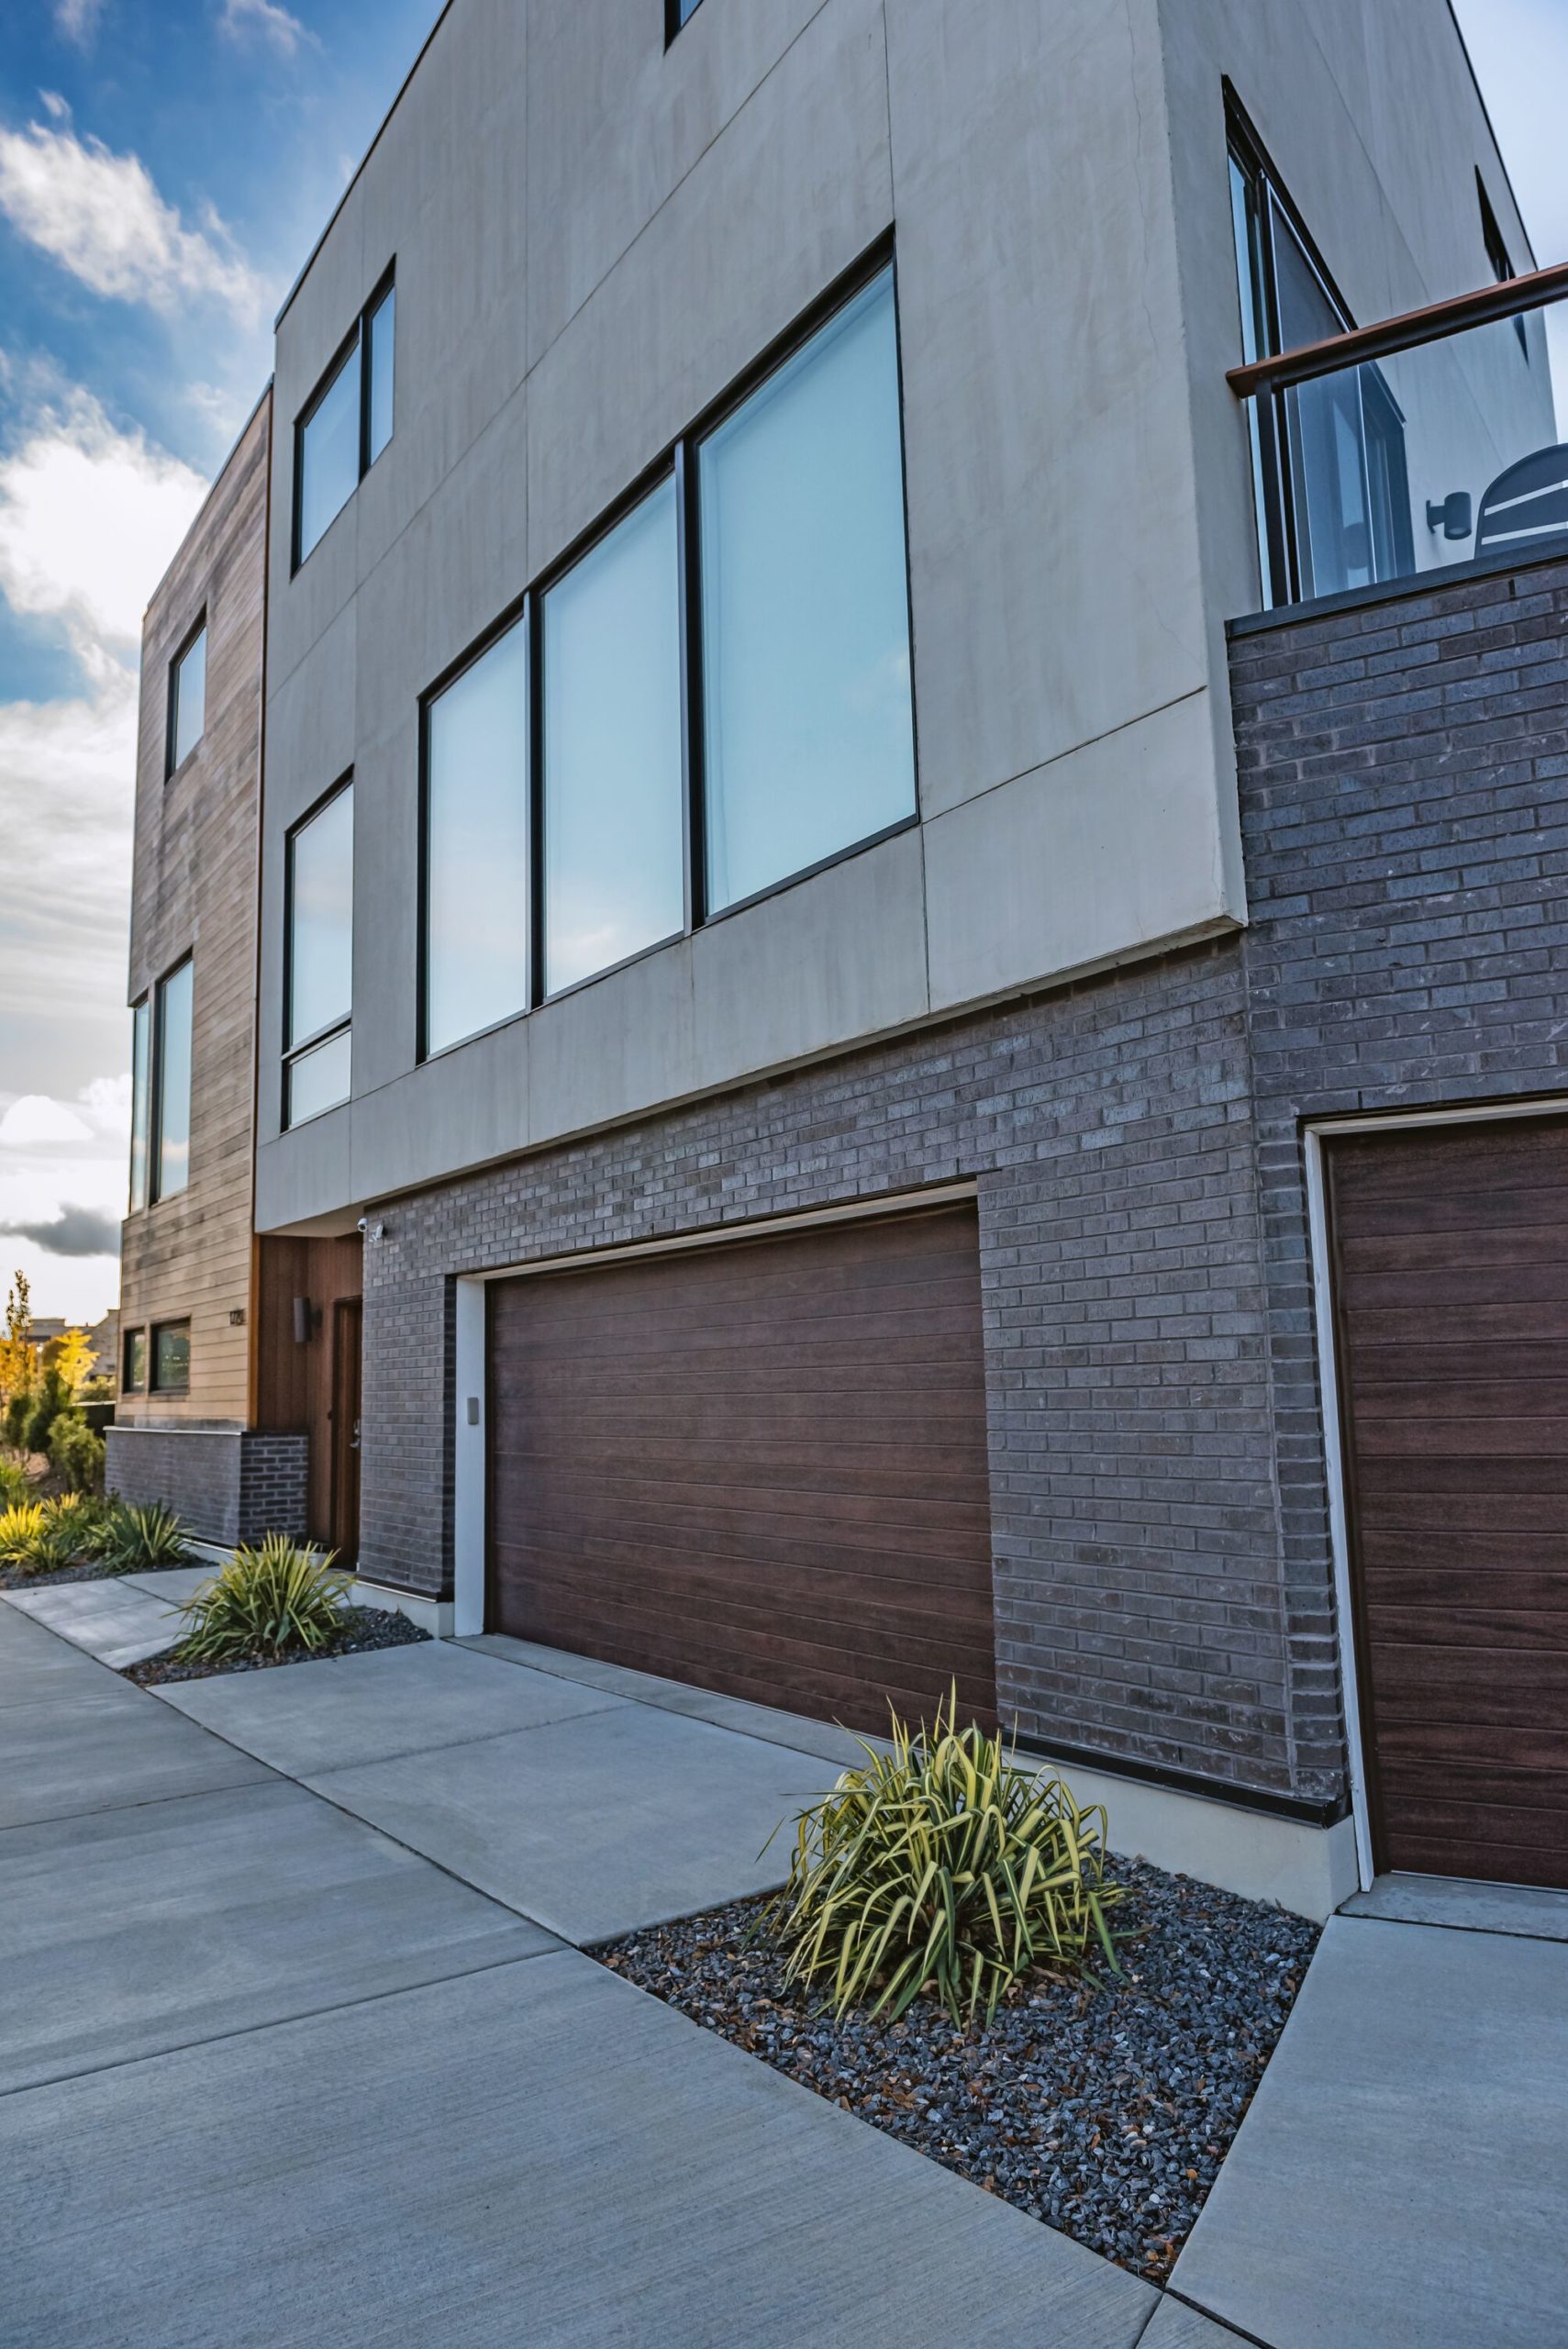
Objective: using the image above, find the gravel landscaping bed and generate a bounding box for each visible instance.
[601,1858,1318,2283]
[123,1607,430,1686]
[0,1560,137,1592]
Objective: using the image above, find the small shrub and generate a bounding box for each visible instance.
[0,1500,79,1575]
[174,1534,350,1664]
[3,1392,31,1454]
[99,1501,190,1573]
[21,1369,73,1460]
[0,1460,28,1508]
[49,1415,106,1495]
[766,1687,1124,2029]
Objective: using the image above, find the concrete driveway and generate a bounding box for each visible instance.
[0,1594,1184,2348]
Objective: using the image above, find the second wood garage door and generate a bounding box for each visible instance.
[1327,1118,1568,1889]
[487,1204,996,1732]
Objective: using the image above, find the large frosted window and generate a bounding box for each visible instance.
[699,267,916,912]
[153,959,193,1201]
[169,623,206,772]
[284,784,351,1126]
[542,479,684,995]
[297,347,360,562]
[425,622,530,1052]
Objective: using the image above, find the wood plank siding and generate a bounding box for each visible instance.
[117,392,271,1428]
[1328,1118,1568,1889]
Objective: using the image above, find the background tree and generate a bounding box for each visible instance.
[0,1273,34,1408]
[44,1328,95,1400]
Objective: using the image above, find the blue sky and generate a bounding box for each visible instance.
[0,0,1564,1327]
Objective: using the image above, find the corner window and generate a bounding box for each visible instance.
[667,0,704,34]
[423,620,529,1057]
[167,620,207,774]
[128,997,150,1213]
[698,265,915,912]
[295,268,395,565]
[284,781,353,1126]
[152,958,194,1203]
[123,1329,147,1393]
[542,477,684,995]
[150,1321,190,1397]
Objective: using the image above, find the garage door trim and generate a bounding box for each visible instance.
[450,1181,980,1642]
[1306,1096,1568,1895]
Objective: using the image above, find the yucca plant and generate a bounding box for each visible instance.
[0,1500,80,1574]
[99,1501,190,1573]
[174,1534,350,1664]
[766,1687,1123,2029]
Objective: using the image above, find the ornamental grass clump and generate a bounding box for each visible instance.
[99,1501,189,1573]
[0,1501,77,1573]
[767,1687,1124,2029]
[174,1534,350,1664]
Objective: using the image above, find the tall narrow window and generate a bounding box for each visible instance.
[168,621,206,774]
[122,1328,147,1393]
[285,783,353,1126]
[366,283,396,462]
[152,958,193,1202]
[297,345,361,562]
[294,270,396,566]
[150,1321,191,1396]
[424,623,529,1054]
[542,479,684,995]
[128,997,150,1212]
[698,266,916,913]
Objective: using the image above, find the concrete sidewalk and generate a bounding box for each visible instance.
[0,1592,1184,2347]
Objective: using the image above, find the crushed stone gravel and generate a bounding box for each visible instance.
[0,1558,139,1591]
[122,1606,430,1686]
[600,1857,1318,2283]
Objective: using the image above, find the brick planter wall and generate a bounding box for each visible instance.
[106,1427,308,1547]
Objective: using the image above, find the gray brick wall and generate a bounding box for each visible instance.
[1229,546,1568,1794]
[107,1427,307,1547]
[355,545,1568,1813]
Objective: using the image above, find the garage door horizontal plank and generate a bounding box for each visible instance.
[1374,1720,1568,1771]
[1377,1759,1568,1814]
[1340,1221,1568,1275]
[1365,1604,1568,1651]
[1358,1565,1568,1611]
[1385,1832,1568,1888]
[493,1445,993,1510]
[493,1495,991,1578]
[1348,1414,1568,1458]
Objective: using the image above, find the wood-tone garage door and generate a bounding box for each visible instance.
[1327,1119,1568,1889]
[487,1204,996,1733]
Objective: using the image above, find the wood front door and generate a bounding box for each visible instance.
[330,1296,362,1567]
[1327,1119,1568,1888]
[487,1204,997,1734]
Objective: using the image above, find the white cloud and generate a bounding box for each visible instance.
[0,1097,92,1146]
[53,1,106,51]
[219,0,315,60]
[0,117,267,320]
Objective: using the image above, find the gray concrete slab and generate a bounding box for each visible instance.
[0,1949,1155,2349]
[2,1575,186,1666]
[0,1676,272,1829]
[306,1699,837,1943]
[1138,2298,1254,2346]
[461,1631,876,1768]
[1341,1870,1568,1943]
[153,1638,626,1775]
[1173,1914,1568,2348]
[0,1599,115,1708]
[0,1777,553,2094]
[119,1564,220,1609]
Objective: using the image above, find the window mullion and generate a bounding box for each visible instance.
[674,437,706,935]
[527,588,546,1012]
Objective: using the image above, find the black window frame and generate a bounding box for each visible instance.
[128,993,151,1215]
[413,235,918,1062]
[149,952,195,1208]
[292,262,396,572]
[149,1320,191,1397]
[664,0,704,42]
[122,1328,147,1393]
[165,611,208,779]
[283,773,354,1129]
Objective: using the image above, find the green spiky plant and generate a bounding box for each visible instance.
[765,1687,1124,2029]
[99,1502,190,1574]
[173,1534,351,1664]
[0,1500,79,1574]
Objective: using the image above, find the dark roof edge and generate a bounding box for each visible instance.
[273,0,457,332]
[142,379,275,627]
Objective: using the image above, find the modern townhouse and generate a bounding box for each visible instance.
[117,0,1568,1919]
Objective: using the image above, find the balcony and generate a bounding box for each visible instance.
[1231,262,1568,614]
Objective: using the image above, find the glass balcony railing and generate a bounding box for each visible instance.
[1231,262,1568,611]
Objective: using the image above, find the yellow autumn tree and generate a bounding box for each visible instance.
[49,1327,96,1400]
[0,1273,33,1407]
